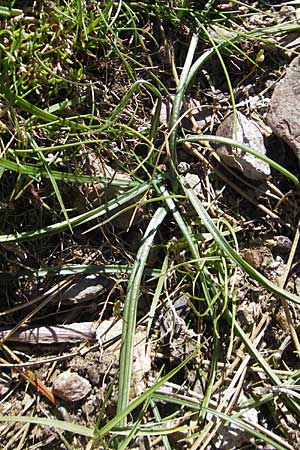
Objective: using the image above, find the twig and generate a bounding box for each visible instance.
[0,344,56,405]
[0,322,96,344]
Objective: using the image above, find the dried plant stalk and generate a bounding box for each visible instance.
[0,322,96,344]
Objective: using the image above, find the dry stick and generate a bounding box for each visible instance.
[0,348,56,405]
[0,350,86,369]
[0,277,79,404]
[267,180,296,208]
[242,417,294,450]
[200,364,248,450]
[277,222,300,356]
[274,188,298,211]
[16,423,31,450]
[3,422,30,450]
[211,311,269,395]
[0,394,35,441]
[201,315,270,449]
[0,322,96,344]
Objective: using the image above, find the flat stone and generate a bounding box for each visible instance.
[267,55,300,162]
[184,173,202,196]
[52,371,92,402]
[59,274,114,304]
[216,111,270,180]
[0,373,11,396]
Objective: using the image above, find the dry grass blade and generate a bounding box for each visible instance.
[0,345,56,405]
[0,322,96,344]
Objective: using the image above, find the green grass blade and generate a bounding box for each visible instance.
[180,176,300,305]
[146,253,169,338]
[168,33,199,172]
[116,206,168,426]
[157,183,218,334]
[95,348,199,439]
[0,84,88,130]
[109,80,161,124]
[0,157,138,187]
[0,264,160,280]
[0,6,23,17]
[0,416,92,437]
[0,181,150,243]
[179,134,300,188]
[31,138,71,230]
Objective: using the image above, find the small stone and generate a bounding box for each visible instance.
[177,161,190,174]
[295,277,300,296]
[216,111,270,180]
[184,173,202,196]
[265,235,292,255]
[210,392,258,449]
[0,373,11,396]
[59,274,114,304]
[267,55,300,162]
[52,371,92,402]
[279,5,296,21]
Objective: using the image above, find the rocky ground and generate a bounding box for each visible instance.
[1,1,300,449]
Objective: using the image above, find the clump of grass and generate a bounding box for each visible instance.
[1,1,300,449]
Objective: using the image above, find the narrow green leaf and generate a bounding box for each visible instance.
[0,6,23,17]
[179,134,300,188]
[0,416,92,437]
[181,176,300,305]
[96,348,199,438]
[0,157,138,187]
[117,207,167,425]
[0,85,88,130]
[0,181,150,243]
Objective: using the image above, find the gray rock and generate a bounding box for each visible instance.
[216,111,270,180]
[0,373,11,396]
[59,274,113,304]
[52,371,92,402]
[159,295,191,342]
[267,55,300,162]
[177,161,190,174]
[184,173,202,196]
